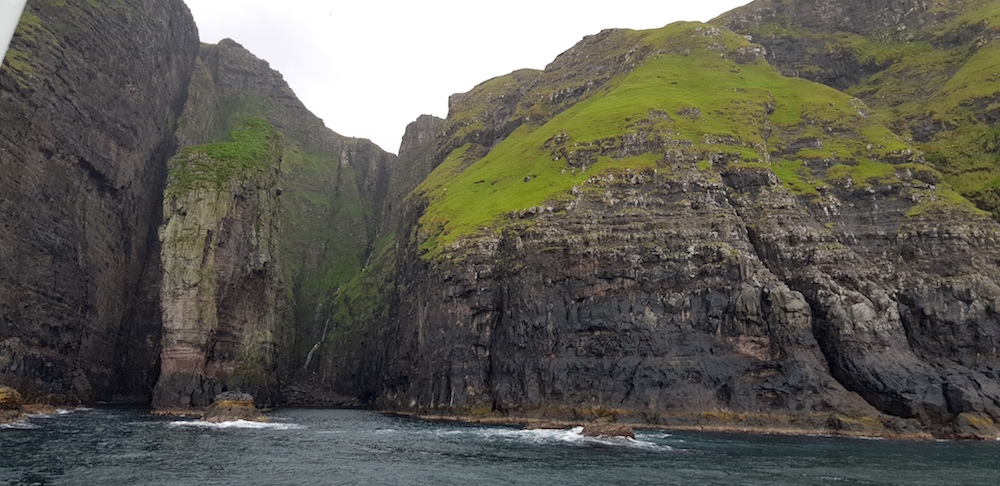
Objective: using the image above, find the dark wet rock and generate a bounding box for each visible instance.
[524,422,574,431]
[200,392,267,423]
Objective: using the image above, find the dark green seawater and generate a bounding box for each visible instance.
[2,407,998,485]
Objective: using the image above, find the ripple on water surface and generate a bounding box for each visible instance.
[3,407,1000,486]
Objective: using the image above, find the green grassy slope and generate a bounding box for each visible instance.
[717,0,1000,216]
[411,21,974,259]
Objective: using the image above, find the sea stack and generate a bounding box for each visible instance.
[201,391,268,423]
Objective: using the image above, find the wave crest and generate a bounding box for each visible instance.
[169,420,302,430]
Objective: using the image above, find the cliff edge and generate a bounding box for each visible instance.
[0,0,199,404]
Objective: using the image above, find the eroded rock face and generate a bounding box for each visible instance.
[151,119,284,410]
[357,164,1000,439]
[0,0,199,403]
[718,0,935,36]
[382,115,444,233]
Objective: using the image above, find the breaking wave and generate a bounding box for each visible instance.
[0,420,37,430]
[468,426,673,451]
[169,419,303,431]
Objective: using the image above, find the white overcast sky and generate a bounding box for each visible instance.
[183,1,752,154]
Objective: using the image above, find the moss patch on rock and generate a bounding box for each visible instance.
[167,117,281,197]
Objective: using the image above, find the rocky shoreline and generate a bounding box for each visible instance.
[391,410,971,441]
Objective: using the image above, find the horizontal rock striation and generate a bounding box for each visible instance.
[0,0,199,403]
[323,19,1000,439]
[152,118,284,410]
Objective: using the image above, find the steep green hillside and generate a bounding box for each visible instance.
[321,14,1000,439]
[718,0,1000,216]
[412,21,975,258]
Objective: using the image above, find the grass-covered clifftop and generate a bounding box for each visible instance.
[412,21,975,259]
[717,0,1000,217]
[167,117,281,197]
[320,9,1000,439]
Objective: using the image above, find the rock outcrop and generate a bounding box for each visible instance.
[201,391,267,423]
[321,19,1000,440]
[0,385,25,424]
[581,423,635,439]
[382,115,444,233]
[0,0,199,403]
[151,118,284,410]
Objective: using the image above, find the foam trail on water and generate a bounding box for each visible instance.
[0,421,37,430]
[472,426,672,451]
[170,420,303,431]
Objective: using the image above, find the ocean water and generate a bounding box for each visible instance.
[1,407,998,485]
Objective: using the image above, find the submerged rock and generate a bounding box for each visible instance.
[0,386,26,424]
[200,392,268,423]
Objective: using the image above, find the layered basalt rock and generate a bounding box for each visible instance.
[149,38,408,405]
[322,19,1000,439]
[0,0,199,403]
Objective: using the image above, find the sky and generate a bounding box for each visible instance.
[183,0,753,154]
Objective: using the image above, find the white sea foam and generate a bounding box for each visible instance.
[26,407,90,419]
[0,421,37,430]
[637,432,674,440]
[169,420,303,430]
[58,407,93,415]
[475,426,672,451]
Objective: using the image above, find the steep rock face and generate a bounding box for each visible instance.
[326,21,1000,439]
[152,118,284,409]
[717,0,1000,216]
[0,0,199,403]
[382,115,444,234]
[163,40,407,402]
